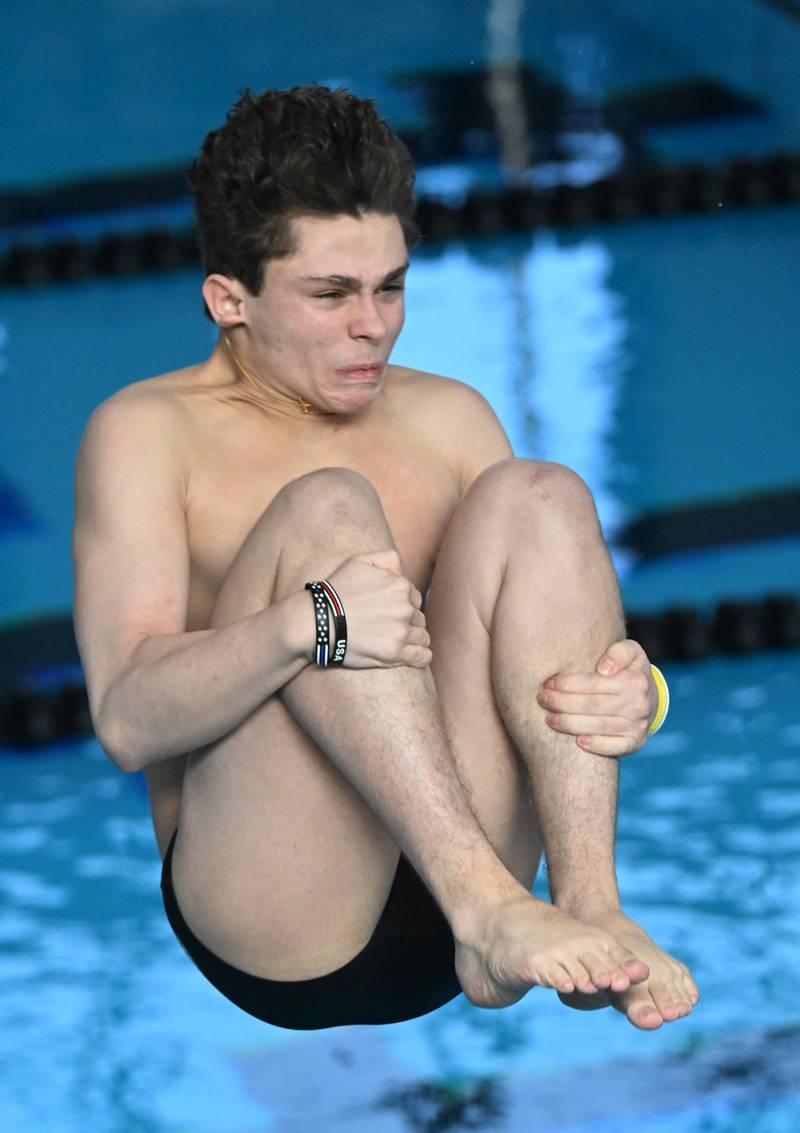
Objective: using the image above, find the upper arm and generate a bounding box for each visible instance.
[72,394,190,728]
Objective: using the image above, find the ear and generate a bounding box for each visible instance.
[202,274,246,327]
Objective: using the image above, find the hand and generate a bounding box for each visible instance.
[536,639,658,757]
[325,550,432,669]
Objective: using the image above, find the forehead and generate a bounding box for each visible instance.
[281,212,407,278]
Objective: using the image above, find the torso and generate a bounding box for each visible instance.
[106,351,511,856]
[128,359,467,846]
[158,362,463,627]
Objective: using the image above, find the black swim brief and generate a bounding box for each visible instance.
[161,831,461,1030]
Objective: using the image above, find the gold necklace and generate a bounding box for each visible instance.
[222,334,317,415]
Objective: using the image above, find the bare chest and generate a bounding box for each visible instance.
[183,419,460,628]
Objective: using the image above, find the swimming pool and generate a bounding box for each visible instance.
[4,0,800,190]
[2,4,800,1129]
[2,650,798,1132]
[2,205,798,626]
[2,213,799,1133]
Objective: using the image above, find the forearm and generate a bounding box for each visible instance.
[97,591,311,770]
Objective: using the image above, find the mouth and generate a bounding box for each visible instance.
[337,364,384,381]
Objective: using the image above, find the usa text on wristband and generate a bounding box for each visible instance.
[318,579,347,665]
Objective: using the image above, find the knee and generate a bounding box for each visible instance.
[272,467,385,531]
[470,458,600,535]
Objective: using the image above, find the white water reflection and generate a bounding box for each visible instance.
[521,233,627,533]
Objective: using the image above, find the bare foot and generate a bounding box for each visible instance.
[453,894,650,1009]
[558,910,699,1030]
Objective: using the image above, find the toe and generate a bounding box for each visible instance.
[572,959,601,996]
[613,985,664,1031]
[605,940,649,984]
[628,1000,664,1030]
[649,978,688,1021]
[623,957,650,984]
[579,953,613,991]
[608,947,649,988]
[681,966,700,1006]
[548,961,576,994]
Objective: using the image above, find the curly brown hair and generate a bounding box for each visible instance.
[189,84,419,302]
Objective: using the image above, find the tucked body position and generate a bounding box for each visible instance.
[72,85,698,1031]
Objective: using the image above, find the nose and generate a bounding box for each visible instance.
[349,296,387,341]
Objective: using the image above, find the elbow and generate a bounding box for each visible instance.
[94,701,146,773]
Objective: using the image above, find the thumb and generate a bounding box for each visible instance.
[597,638,640,675]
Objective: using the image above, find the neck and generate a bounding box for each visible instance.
[222,334,318,416]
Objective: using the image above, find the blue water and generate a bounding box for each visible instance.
[2,208,799,1131]
[3,0,800,189]
[2,205,799,626]
[1,653,798,1132]
[3,4,800,1130]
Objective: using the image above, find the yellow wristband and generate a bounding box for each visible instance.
[648,665,670,735]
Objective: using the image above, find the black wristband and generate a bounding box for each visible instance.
[305,582,330,667]
[318,579,347,665]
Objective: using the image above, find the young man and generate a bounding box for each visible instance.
[72,85,697,1032]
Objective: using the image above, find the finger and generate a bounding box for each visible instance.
[398,646,432,669]
[597,639,644,676]
[545,713,635,738]
[407,626,431,648]
[410,607,427,628]
[543,672,627,695]
[538,690,627,716]
[576,734,641,757]
[409,584,424,610]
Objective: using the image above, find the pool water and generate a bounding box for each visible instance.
[2,4,800,1126]
[4,0,800,188]
[2,206,799,625]
[1,652,798,1132]
[2,205,799,1132]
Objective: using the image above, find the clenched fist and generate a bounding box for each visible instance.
[324,550,432,669]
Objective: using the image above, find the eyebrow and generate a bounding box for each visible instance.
[300,263,409,289]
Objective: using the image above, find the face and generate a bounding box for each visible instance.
[241,211,408,415]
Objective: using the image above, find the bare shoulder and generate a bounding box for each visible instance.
[73,369,203,536]
[388,363,492,407]
[386,365,506,435]
[78,367,196,463]
[387,365,513,491]
[85,364,200,418]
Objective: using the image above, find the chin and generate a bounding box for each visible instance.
[330,386,381,414]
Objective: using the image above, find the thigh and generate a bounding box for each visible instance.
[172,471,403,980]
[425,465,542,889]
